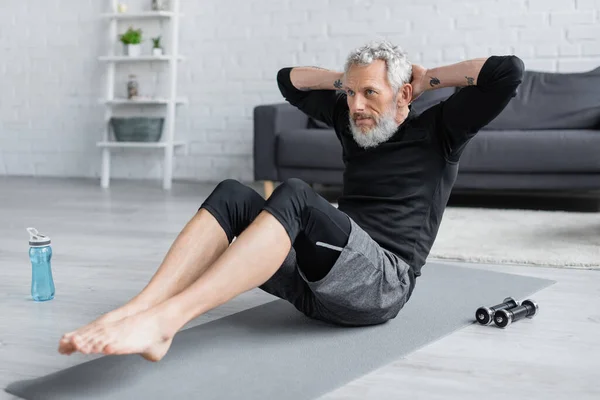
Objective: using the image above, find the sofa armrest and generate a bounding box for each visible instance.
[253,103,309,181]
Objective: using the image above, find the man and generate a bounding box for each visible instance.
[58,41,524,362]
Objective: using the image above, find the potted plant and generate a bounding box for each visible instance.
[152,36,163,56]
[120,27,142,57]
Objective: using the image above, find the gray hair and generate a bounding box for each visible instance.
[343,40,412,95]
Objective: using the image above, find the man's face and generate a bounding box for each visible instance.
[344,60,400,148]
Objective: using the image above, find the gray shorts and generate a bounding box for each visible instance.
[259,218,413,326]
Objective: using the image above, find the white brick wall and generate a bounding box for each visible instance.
[1,0,599,183]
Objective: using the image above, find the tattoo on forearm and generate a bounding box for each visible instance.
[334,79,343,89]
[429,77,440,87]
[465,76,475,86]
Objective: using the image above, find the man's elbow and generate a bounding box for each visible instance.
[276,68,286,89]
[477,55,524,91]
[482,55,525,93]
[277,67,293,99]
[504,55,525,85]
[276,68,288,84]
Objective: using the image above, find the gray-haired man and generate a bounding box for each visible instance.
[58,41,524,362]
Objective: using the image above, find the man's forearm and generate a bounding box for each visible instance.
[289,67,344,91]
[425,58,488,90]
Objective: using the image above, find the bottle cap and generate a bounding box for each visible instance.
[27,227,51,247]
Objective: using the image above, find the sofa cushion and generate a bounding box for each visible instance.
[277,129,344,169]
[459,129,600,173]
[484,67,600,130]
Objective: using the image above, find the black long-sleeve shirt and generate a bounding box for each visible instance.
[277,56,524,282]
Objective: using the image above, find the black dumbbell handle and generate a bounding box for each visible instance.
[509,300,537,322]
[491,297,519,312]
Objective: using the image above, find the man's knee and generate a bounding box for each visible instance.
[201,179,265,241]
[262,178,341,245]
[271,178,312,201]
[210,179,262,203]
[281,178,311,191]
[266,178,317,218]
[212,179,248,197]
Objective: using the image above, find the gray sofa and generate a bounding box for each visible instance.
[253,67,600,197]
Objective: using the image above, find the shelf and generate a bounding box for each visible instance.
[102,11,183,19]
[98,55,185,62]
[100,0,184,190]
[97,141,186,149]
[101,98,188,105]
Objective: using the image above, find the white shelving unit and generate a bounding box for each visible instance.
[101,97,188,105]
[97,141,186,148]
[101,11,181,19]
[98,55,185,62]
[98,0,185,190]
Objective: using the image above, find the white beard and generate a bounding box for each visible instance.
[349,106,399,149]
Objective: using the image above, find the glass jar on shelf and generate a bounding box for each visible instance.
[127,74,139,99]
[151,0,169,11]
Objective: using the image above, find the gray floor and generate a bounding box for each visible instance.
[1,177,599,400]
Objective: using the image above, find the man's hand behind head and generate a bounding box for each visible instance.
[409,64,428,103]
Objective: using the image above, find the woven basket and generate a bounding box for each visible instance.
[110,117,164,142]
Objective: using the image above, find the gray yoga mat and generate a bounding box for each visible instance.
[6,262,553,400]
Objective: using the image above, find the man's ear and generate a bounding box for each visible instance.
[397,84,412,107]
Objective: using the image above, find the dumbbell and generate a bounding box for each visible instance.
[475,297,519,326]
[494,299,538,328]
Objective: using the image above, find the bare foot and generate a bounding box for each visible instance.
[140,338,173,362]
[72,308,175,362]
[58,304,147,355]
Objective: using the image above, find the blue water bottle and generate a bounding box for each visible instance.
[27,227,55,301]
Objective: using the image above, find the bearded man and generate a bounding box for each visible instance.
[58,40,524,361]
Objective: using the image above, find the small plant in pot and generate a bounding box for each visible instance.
[152,36,163,56]
[120,27,142,57]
